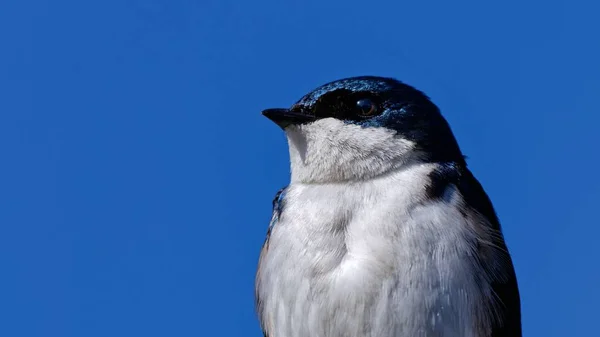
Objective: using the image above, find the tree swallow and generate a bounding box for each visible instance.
[256,76,521,337]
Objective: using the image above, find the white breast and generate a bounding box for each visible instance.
[256,163,491,337]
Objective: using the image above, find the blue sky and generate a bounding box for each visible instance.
[1,0,598,336]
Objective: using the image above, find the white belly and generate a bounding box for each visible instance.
[256,164,489,337]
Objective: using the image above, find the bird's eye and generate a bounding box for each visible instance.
[355,99,378,117]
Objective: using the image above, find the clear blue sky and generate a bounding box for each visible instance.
[1,0,598,336]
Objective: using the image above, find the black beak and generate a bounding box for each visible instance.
[262,108,315,129]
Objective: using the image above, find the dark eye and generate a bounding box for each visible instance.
[355,99,378,117]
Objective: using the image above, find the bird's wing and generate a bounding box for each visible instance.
[428,164,522,337]
[255,187,287,337]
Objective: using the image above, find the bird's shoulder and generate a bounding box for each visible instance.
[425,162,522,337]
[267,186,287,240]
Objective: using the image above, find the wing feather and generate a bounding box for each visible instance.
[427,164,521,337]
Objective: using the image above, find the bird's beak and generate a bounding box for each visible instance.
[262,108,315,129]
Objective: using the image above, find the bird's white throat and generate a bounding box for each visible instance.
[285,118,418,184]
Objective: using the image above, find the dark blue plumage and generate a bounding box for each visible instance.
[263,187,287,248]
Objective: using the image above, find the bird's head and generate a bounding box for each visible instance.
[263,76,465,183]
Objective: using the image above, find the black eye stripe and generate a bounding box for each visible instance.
[310,90,383,120]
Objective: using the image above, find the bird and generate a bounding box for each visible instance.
[255,76,521,337]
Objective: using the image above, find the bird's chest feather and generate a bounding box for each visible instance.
[257,166,488,337]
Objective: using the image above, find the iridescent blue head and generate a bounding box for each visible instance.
[263,76,465,166]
